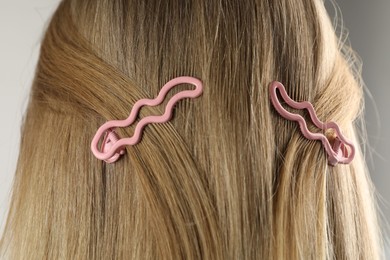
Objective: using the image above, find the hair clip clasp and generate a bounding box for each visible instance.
[91,76,203,163]
[269,81,355,166]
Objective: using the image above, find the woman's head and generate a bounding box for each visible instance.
[1,0,382,258]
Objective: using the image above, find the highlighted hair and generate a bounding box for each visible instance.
[1,0,382,259]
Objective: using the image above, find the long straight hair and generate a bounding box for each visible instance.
[1,0,382,258]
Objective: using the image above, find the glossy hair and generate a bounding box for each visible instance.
[0,0,382,258]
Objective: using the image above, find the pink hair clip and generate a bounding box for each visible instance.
[269,81,355,166]
[91,76,203,163]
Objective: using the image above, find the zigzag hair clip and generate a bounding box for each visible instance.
[269,81,355,166]
[91,76,203,163]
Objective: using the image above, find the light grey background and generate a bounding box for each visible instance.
[0,0,389,255]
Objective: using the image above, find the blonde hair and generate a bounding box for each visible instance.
[1,0,382,259]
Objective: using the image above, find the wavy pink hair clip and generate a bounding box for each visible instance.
[91,76,203,163]
[269,81,355,166]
